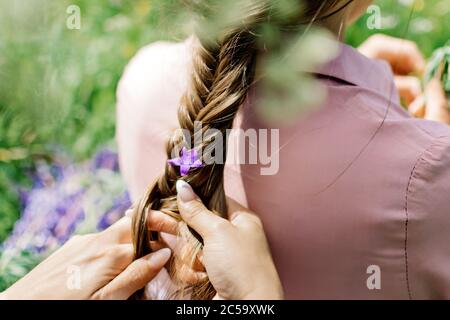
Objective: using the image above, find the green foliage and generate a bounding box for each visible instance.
[347,0,450,57]
[424,46,450,102]
[0,250,42,291]
[0,164,27,242]
[0,0,181,242]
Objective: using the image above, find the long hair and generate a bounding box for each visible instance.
[131,0,348,300]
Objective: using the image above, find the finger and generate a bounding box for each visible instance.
[177,264,208,285]
[226,197,262,227]
[360,35,425,75]
[384,37,425,75]
[147,209,179,235]
[99,248,172,300]
[160,231,205,276]
[394,76,422,106]
[424,78,450,124]
[175,180,226,238]
[109,243,167,270]
[160,232,180,252]
[398,44,425,75]
[150,241,167,252]
[408,95,426,118]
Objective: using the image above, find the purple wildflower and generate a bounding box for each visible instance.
[92,149,120,171]
[167,147,204,176]
[96,192,131,231]
[1,148,129,255]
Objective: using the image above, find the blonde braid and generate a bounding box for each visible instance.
[131,3,270,300]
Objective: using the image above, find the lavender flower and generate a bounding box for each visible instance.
[92,149,120,171]
[1,148,131,256]
[96,192,131,231]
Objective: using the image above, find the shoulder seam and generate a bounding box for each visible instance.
[404,134,450,300]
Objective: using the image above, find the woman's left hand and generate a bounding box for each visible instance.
[0,214,172,300]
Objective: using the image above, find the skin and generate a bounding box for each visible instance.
[423,78,450,124]
[2,0,448,300]
[0,181,282,300]
[325,0,450,124]
[0,217,172,300]
[348,0,375,24]
[175,180,283,300]
[318,0,374,40]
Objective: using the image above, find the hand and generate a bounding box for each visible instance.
[155,180,284,300]
[359,34,426,107]
[407,50,449,125]
[394,75,422,107]
[424,79,450,124]
[1,216,171,300]
[358,34,425,75]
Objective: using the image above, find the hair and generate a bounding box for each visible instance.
[131,0,348,300]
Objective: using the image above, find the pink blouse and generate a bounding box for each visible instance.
[116,39,450,299]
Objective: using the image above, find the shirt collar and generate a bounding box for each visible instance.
[307,42,395,97]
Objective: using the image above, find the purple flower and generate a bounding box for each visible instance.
[1,148,129,255]
[96,192,131,231]
[167,147,204,176]
[92,149,119,171]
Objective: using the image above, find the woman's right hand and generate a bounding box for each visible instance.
[150,180,284,300]
[358,34,426,75]
[358,34,449,125]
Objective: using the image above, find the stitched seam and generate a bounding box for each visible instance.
[405,158,420,300]
[404,135,450,300]
[405,149,430,300]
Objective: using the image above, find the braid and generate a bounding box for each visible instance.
[131,8,266,300]
[130,0,347,300]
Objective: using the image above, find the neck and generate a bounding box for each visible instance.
[316,10,349,41]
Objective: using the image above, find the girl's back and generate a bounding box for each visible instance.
[117,38,450,299]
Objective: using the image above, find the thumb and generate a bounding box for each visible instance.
[176,180,225,238]
[99,248,171,300]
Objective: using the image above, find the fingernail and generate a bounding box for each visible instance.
[147,248,171,265]
[176,180,196,202]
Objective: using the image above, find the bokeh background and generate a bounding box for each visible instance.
[0,0,449,290]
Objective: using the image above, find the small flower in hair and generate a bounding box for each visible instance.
[167,147,204,176]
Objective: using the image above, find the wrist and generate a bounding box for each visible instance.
[245,290,283,300]
[242,273,284,300]
[243,285,284,300]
